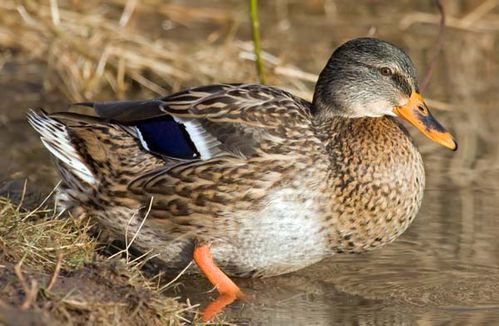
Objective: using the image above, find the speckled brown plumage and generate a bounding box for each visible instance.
[315,116,424,254]
[27,37,455,279]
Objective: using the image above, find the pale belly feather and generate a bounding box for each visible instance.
[210,188,330,277]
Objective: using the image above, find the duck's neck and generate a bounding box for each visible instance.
[313,116,426,253]
[313,115,416,160]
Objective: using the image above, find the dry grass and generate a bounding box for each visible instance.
[0,194,204,325]
[0,0,247,101]
[1,0,194,100]
[0,195,95,271]
[0,1,232,101]
[0,0,319,104]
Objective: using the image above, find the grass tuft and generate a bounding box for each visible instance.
[0,196,95,271]
[0,196,200,325]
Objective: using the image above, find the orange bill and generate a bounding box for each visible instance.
[393,91,457,151]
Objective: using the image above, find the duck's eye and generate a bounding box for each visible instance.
[380,67,393,76]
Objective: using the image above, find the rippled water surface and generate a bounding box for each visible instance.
[1,1,499,325]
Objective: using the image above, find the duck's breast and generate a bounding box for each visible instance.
[322,116,425,253]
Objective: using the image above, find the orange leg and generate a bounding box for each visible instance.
[193,245,245,322]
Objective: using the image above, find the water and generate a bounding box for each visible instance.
[1,0,499,325]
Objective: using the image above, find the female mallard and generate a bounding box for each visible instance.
[28,37,456,321]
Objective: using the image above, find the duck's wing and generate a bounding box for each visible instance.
[81,83,313,160]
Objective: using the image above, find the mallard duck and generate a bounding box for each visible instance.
[27,37,456,321]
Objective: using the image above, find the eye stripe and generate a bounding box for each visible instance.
[342,60,414,96]
[391,73,412,96]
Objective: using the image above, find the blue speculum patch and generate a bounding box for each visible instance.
[135,117,198,159]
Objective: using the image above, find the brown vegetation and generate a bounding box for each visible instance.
[0,194,201,325]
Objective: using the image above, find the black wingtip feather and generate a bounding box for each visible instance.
[73,102,96,108]
[73,100,167,123]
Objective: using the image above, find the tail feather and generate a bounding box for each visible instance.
[27,110,166,201]
[27,110,96,185]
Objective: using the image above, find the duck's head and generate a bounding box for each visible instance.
[312,37,457,151]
